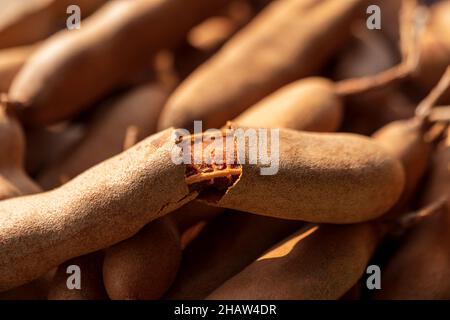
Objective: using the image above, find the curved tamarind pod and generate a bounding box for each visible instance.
[0,128,194,292]
[0,44,38,93]
[7,0,230,126]
[233,78,343,132]
[47,252,107,300]
[38,83,168,190]
[197,127,405,223]
[374,134,450,300]
[103,216,181,300]
[158,0,365,131]
[207,223,383,300]
[0,126,404,291]
[0,0,107,49]
[165,211,302,299]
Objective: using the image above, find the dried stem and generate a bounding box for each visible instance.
[335,0,428,97]
[416,66,450,119]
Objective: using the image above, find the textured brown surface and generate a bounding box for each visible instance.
[103,216,181,300]
[372,118,432,216]
[47,252,108,300]
[206,127,405,223]
[8,0,230,126]
[0,107,41,200]
[0,128,194,292]
[374,134,450,299]
[38,83,168,190]
[0,0,108,49]
[158,0,364,131]
[207,223,381,300]
[233,78,343,132]
[166,211,302,300]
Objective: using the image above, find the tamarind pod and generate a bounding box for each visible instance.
[0,128,195,292]
[158,0,365,131]
[47,252,107,300]
[165,211,302,299]
[8,0,230,127]
[372,118,432,214]
[374,135,450,299]
[0,106,49,299]
[0,106,41,200]
[0,0,108,50]
[413,0,450,103]
[207,223,382,300]
[232,78,343,132]
[25,124,85,176]
[103,216,181,300]
[37,83,168,190]
[201,127,405,223]
[0,44,38,93]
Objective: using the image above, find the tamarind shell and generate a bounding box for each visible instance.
[103,216,181,300]
[158,0,364,131]
[207,223,381,300]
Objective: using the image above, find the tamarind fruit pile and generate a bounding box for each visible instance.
[1,0,450,301]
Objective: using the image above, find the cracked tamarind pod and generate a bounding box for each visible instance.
[0,126,404,291]
[0,128,195,292]
[6,0,230,127]
[158,0,366,131]
[0,0,107,49]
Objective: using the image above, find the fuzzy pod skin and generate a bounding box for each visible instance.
[207,223,382,300]
[8,0,230,126]
[47,252,108,300]
[0,128,195,292]
[374,135,450,299]
[158,0,364,131]
[103,216,182,300]
[0,107,41,200]
[372,118,432,214]
[413,0,450,103]
[0,44,37,93]
[0,0,108,49]
[165,211,302,300]
[202,127,405,223]
[38,83,168,190]
[233,78,343,132]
